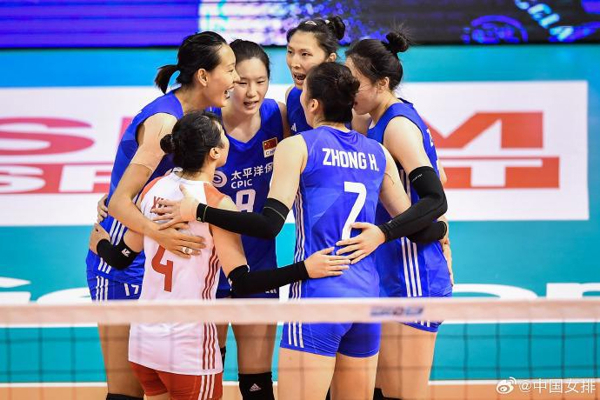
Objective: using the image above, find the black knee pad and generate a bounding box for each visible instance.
[106,394,144,400]
[239,372,274,400]
[220,346,227,368]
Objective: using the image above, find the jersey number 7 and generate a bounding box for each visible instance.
[342,182,367,240]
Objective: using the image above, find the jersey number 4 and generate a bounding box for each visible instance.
[152,246,173,292]
[342,182,367,240]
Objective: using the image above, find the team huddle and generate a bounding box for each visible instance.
[86,15,452,400]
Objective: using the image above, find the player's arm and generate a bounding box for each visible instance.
[213,196,349,296]
[438,160,448,186]
[336,146,446,262]
[378,146,448,242]
[88,190,148,269]
[437,160,454,285]
[88,224,143,270]
[382,117,447,222]
[107,113,205,258]
[96,193,108,222]
[278,101,292,138]
[151,135,307,239]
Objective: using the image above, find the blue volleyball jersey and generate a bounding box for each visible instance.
[210,99,283,296]
[291,126,386,299]
[286,87,312,134]
[367,100,452,300]
[85,91,183,285]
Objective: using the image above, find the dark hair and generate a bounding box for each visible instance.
[155,31,228,93]
[305,62,359,123]
[286,16,346,56]
[230,39,270,78]
[160,111,224,172]
[345,30,412,91]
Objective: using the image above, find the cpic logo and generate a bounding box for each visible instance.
[212,170,227,188]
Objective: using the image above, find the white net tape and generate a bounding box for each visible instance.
[2,297,600,326]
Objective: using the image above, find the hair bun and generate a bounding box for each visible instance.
[334,67,360,105]
[160,133,176,154]
[326,16,346,40]
[385,31,411,54]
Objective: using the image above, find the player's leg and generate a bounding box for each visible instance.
[159,370,224,400]
[278,347,336,400]
[99,324,144,398]
[216,276,232,370]
[129,362,168,400]
[233,323,277,399]
[146,394,169,400]
[331,322,381,400]
[217,323,229,369]
[331,353,378,400]
[278,322,350,399]
[376,323,437,400]
[90,276,144,399]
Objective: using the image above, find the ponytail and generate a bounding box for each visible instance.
[154,64,179,94]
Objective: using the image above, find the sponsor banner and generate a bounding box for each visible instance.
[0,82,588,225]
[400,81,588,221]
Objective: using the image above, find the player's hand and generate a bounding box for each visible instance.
[438,214,450,242]
[304,247,350,278]
[147,222,205,259]
[441,237,454,286]
[335,222,385,264]
[96,193,109,222]
[169,221,192,231]
[437,215,453,285]
[89,223,110,253]
[152,185,200,230]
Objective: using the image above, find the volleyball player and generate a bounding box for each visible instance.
[210,39,290,400]
[343,31,453,400]
[86,32,238,400]
[152,63,447,399]
[89,110,349,400]
[285,16,345,134]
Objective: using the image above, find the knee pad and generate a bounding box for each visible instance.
[106,394,144,400]
[239,372,274,400]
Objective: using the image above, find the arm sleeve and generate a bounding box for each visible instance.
[197,197,290,239]
[378,166,448,242]
[228,261,309,296]
[406,221,448,244]
[96,239,140,270]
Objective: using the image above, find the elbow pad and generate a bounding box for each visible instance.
[196,197,290,239]
[96,239,140,270]
[410,166,448,215]
[407,221,448,244]
[378,166,447,242]
[228,261,309,296]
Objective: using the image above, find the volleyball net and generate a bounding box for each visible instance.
[1,297,599,400]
